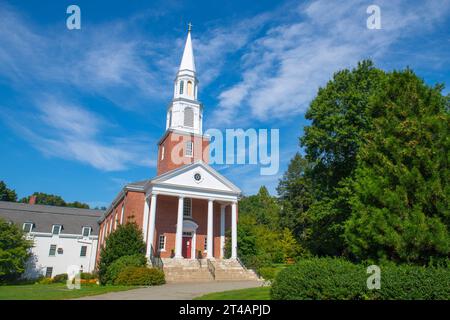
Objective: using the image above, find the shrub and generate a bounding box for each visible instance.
[37,277,54,285]
[258,267,277,281]
[97,222,146,285]
[80,272,97,280]
[105,254,146,285]
[52,273,68,283]
[370,264,450,300]
[271,258,367,300]
[270,258,450,300]
[114,267,165,286]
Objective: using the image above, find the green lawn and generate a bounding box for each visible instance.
[0,283,137,300]
[195,286,271,300]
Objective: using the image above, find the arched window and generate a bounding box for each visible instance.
[184,107,194,127]
[187,81,193,96]
[179,81,184,94]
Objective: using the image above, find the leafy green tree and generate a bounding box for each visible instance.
[66,201,90,209]
[299,60,386,256]
[345,69,450,264]
[0,218,33,283]
[97,222,146,285]
[239,186,280,228]
[20,192,90,209]
[0,181,17,202]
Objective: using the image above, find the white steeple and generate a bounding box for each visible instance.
[179,24,196,72]
[166,24,203,135]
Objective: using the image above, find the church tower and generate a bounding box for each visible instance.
[157,25,209,175]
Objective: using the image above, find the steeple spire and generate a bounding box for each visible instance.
[179,24,196,72]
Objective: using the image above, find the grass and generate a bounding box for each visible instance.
[0,283,137,300]
[194,286,271,300]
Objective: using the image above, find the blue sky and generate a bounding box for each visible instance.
[1,0,449,208]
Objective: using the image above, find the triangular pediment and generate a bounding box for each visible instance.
[151,162,241,194]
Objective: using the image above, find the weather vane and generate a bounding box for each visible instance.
[188,22,192,32]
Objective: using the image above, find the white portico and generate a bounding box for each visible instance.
[142,161,240,260]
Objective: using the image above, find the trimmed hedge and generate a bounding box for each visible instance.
[369,264,450,300]
[104,254,146,284]
[270,258,450,300]
[271,258,366,300]
[115,267,165,286]
[52,273,68,283]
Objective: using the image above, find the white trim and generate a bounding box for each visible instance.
[220,205,226,259]
[82,226,91,238]
[52,225,62,236]
[120,205,124,224]
[158,234,166,252]
[23,222,33,233]
[150,161,241,194]
[150,185,239,203]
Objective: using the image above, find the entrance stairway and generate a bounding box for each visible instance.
[160,258,260,283]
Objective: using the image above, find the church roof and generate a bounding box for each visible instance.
[179,30,196,72]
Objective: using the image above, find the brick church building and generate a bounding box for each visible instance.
[96,27,243,270]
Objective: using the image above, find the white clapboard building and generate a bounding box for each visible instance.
[0,200,103,278]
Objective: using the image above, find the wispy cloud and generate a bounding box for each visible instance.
[211,0,450,125]
[1,96,155,171]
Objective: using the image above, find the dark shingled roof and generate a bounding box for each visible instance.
[0,201,104,235]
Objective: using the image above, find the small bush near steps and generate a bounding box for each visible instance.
[114,267,165,286]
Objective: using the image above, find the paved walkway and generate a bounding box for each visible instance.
[76,281,263,300]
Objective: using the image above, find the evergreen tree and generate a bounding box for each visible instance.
[0,181,17,202]
[345,69,450,264]
[97,222,146,285]
[239,186,280,228]
[277,153,313,240]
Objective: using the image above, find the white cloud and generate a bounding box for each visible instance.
[2,98,155,171]
[211,0,450,125]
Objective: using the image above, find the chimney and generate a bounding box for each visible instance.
[29,195,37,205]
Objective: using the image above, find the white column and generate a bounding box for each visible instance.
[207,199,214,258]
[146,194,157,257]
[191,230,196,259]
[142,197,150,243]
[231,201,237,259]
[220,205,226,259]
[175,196,184,258]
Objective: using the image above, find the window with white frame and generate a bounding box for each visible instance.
[183,198,192,217]
[82,227,91,237]
[23,222,33,233]
[52,225,61,235]
[185,141,193,157]
[179,80,184,94]
[161,146,165,160]
[49,244,57,256]
[120,205,125,224]
[158,235,166,251]
[80,246,87,257]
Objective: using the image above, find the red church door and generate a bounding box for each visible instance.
[182,237,191,258]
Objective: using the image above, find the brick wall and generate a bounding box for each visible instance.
[157,131,210,175]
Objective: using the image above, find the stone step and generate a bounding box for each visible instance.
[159,258,261,282]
